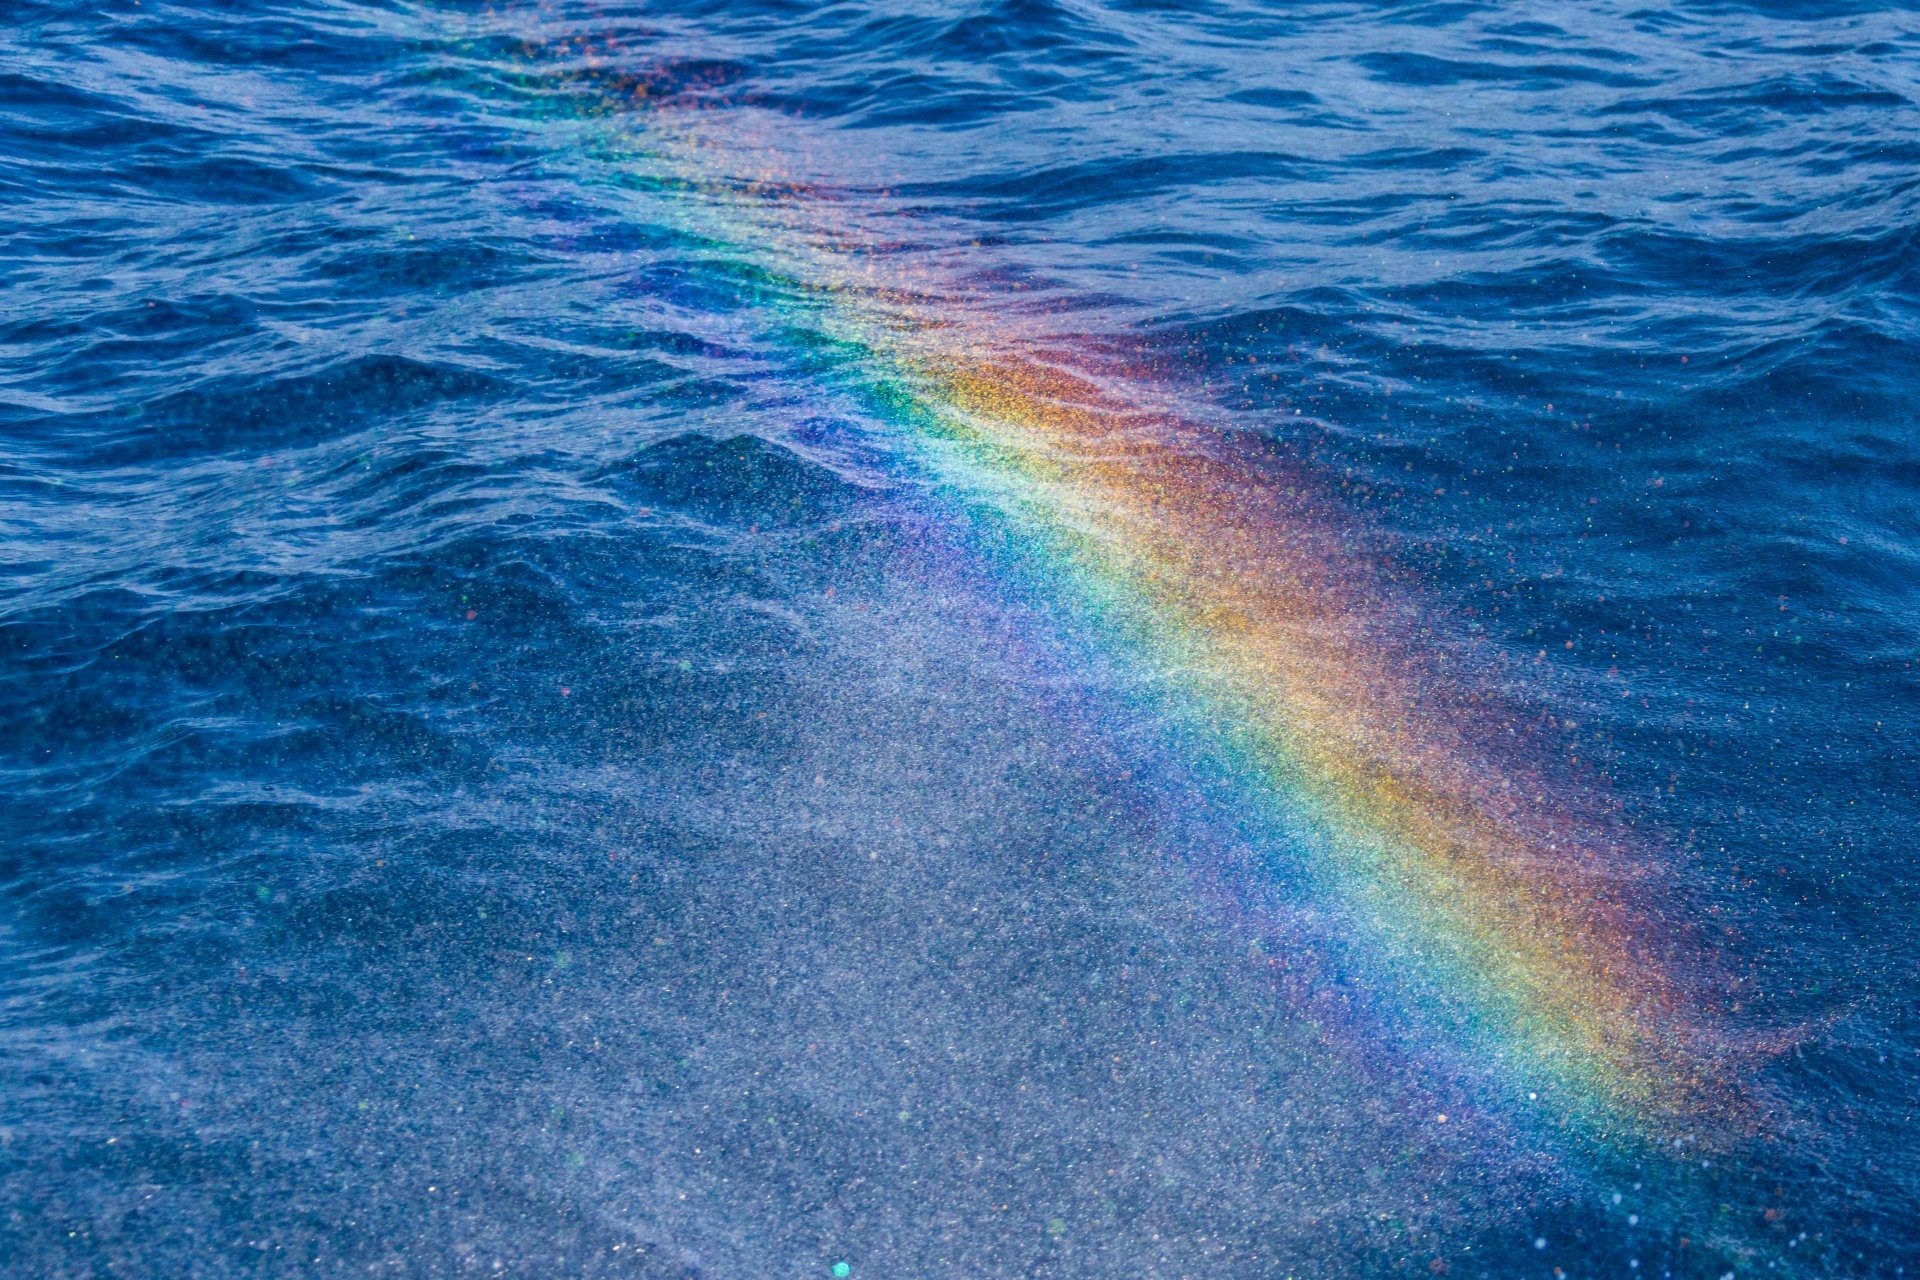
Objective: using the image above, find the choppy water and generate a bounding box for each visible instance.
[4,1,1920,1276]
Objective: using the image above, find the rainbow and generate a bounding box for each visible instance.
[464,18,1782,1263]
[836,339,1735,1137]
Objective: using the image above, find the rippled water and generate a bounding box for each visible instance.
[4,1,1919,1276]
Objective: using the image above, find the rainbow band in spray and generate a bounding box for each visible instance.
[509,41,1748,1156]
[858,343,1731,1144]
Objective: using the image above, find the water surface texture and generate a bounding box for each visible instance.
[4,1,1920,1277]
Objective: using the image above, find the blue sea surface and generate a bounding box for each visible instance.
[3,0,1919,1276]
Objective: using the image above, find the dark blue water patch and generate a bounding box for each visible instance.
[595,434,861,532]
[923,0,1128,60]
[1351,50,1658,88]
[31,356,510,465]
[902,149,1318,210]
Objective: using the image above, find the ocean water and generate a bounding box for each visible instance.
[4,0,1919,1276]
